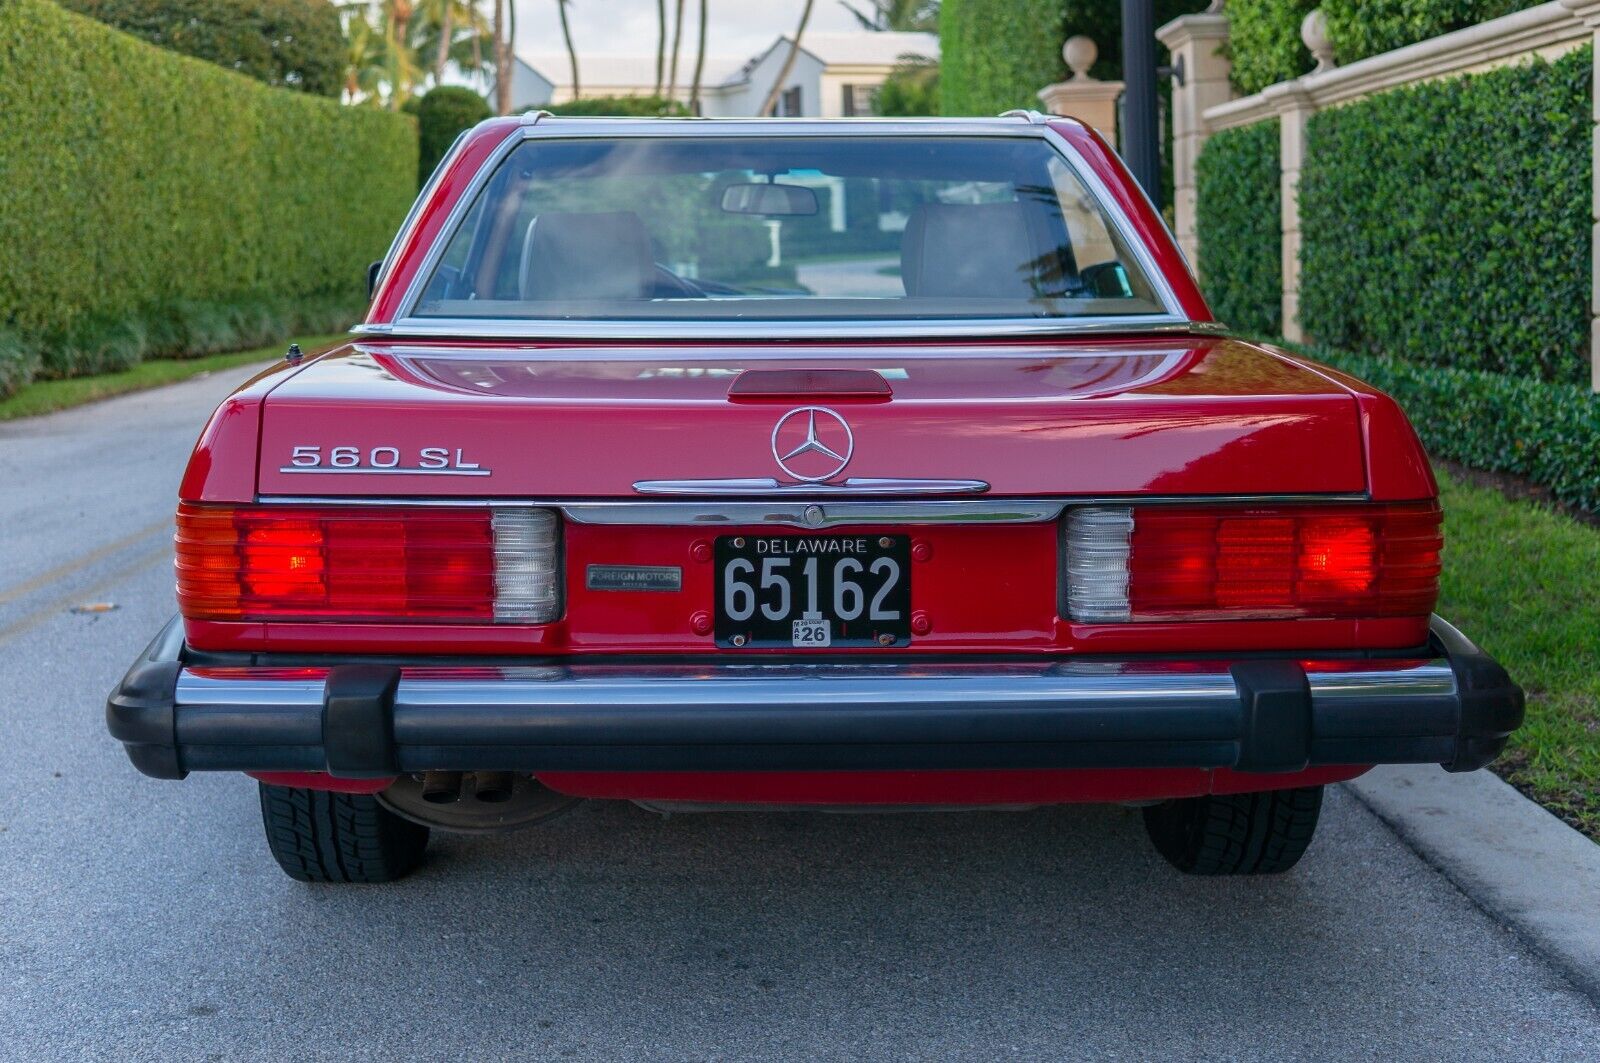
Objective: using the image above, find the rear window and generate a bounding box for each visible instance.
[412,135,1167,323]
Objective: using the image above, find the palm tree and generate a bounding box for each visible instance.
[653,0,666,96]
[493,0,511,113]
[341,6,387,104]
[556,0,579,100]
[665,0,685,103]
[759,0,815,116]
[838,0,937,32]
[688,0,707,113]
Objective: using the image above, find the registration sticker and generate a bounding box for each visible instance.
[792,617,831,647]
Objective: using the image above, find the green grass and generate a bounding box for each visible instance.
[1436,469,1600,839]
[0,334,346,421]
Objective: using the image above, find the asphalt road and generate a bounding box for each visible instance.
[3,366,1599,1061]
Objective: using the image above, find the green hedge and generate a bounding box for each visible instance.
[1195,120,1281,336]
[1298,48,1591,384]
[1322,1,1544,66]
[1304,347,1600,513]
[941,0,1206,114]
[417,86,491,185]
[0,0,417,394]
[1224,0,1317,95]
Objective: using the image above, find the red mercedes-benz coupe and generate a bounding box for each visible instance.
[108,114,1522,882]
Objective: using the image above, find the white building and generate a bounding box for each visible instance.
[498,30,937,117]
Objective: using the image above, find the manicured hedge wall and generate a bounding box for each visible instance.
[1322,1,1544,66]
[940,0,1207,114]
[1305,348,1600,513]
[1194,120,1281,336]
[1298,48,1591,384]
[0,0,417,393]
[1227,1,1549,95]
[940,0,1066,115]
[1224,0,1317,95]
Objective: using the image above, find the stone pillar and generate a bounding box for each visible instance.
[1155,13,1233,268]
[1559,0,1600,390]
[1266,82,1316,343]
[1038,36,1125,147]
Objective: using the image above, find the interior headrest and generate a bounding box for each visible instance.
[900,201,1045,300]
[519,211,655,301]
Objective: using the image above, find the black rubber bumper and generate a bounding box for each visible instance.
[107,615,1524,780]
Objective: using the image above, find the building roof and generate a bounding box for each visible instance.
[791,31,938,66]
[519,53,748,91]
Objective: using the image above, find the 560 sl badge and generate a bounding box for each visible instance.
[279,445,491,476]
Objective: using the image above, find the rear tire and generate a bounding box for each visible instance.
[258,783,429,883]
[1142,785,1323,875]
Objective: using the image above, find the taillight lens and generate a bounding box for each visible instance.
[1063,502,1441,622]
[176,504,561,623]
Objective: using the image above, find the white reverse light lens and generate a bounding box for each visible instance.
[492,508,562,622]
[1064,506,1133,623]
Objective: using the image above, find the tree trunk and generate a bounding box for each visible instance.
[653,0,666,96]
[759,0,814,117]
[494,0,511,113]
[434,3,453,85]
[665,0,684,104]
[688,0,707,114]
[557,0,579,100]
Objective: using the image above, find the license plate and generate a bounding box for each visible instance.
[715,535,911,648]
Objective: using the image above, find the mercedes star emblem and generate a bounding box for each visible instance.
[771,406,854,483]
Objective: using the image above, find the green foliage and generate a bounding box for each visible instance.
[940,0,1207,114]
[1322,1,1544,65]
[875,57,939,116]
[57,0,344,96]
[1304,347,1600,513]
[0,330,42,400]
[1298,48,1590,384]
[1224,0,1318,94]
[1194,121,1281,336]
[416,86,490,185]
[543,95,691,117]
[0,0,416,389]
[939,0,1064,115]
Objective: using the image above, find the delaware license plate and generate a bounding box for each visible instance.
[714,535,911,648]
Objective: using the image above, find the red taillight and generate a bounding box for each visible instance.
[176,504,559,623]
[1066,502,1442,622]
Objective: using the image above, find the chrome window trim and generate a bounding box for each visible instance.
[253,494,1370,529]
[371,128,474,301]
[370,119,1202,343]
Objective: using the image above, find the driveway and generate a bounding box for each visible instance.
[2,365,1598,1060]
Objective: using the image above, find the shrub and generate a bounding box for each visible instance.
[940,0,1206,114]
[875,58,940,116]
[0,330,41,401]
[1298,48,1591,384]
[543,95,691,117]
[1303,347,1600,513]
[1223,0,1317,94]
[57,0,344,96]
[0,0,416,385]
[417,86,491,185]
[1195,120,1281,336]
[1322,1,1544,66]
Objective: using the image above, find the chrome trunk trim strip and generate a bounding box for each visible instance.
[631,478,990,496]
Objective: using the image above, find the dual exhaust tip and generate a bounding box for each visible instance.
[419,771,516,805]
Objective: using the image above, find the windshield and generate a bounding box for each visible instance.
[413,135,1167,323]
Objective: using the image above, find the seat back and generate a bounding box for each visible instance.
[900,201,1061,300]
[518,211,656,301]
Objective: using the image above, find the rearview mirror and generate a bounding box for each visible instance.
[367,260,383,299]
[719,182,819,217]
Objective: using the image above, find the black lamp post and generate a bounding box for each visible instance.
[1120,0,1162,209]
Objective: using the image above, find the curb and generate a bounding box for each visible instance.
[1346,765,1600,1002]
